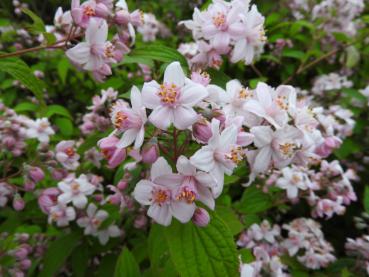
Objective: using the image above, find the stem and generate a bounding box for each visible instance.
[251,64,263,78]
[173,128,178,161]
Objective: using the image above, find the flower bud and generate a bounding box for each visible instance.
[141,141,159,164]
[117,180,128,190]
[129,10,143,27]
[193,118,212,143]
[315,136,342,158]
[191,71,211,86]
[28,166,44,182]
[192,208,210,227]
[38,188,59,213]
[134,214,148,229]
[13,195,25,211]
[211,109,226,126]
[51,168,68,181]
[20,259,32,270]
[13,247,28,260]
[24,180,35,191]
[95,3,110,18]
[114,10,130,25]
[98,136,127,168]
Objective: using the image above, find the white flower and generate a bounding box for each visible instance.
[26,118,55,144]
[77,203,108,235]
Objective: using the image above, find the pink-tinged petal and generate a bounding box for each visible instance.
[96,210,108,221]
[142,80,161,109]
[86,18,108,44]
[71,8,83,25]
[154,174,183,189]
[176,155,196,176]
[65,207,76,221]
[208,119,220,147]
[133,180,154,205]
[130,86,142,111]
[219,125,237,146]
[250,126,273,147]
[197,185,215,210]
[170,201,196,223]
[150,157,172,180]
[56,152,68,163]
[213,32,230,53]
[72,194,87,208]
[149,106,173,130]
[228,22,245,37]
[71,0,80,9]
[210,164,224,198]
[180,84,208,106]
[148,204,172,226]
[133,127,145,149]
[195,172,215,188]
[231,39,246,63]
[173,106,197,130]
[117,129,138,148]
[87,203,97,217]
[253,147,272,173]
[66,42,90,65]
[190,146,215,172]
[256,82,273,107]
[287,186,298,199]
[244,45,255,65]
[164,62,185,87]
[202,24,218,37]
[58,192,72,204]
[226,79,242,99]
[84,55,105,71]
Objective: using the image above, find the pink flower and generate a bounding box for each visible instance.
[27,166,45,182]
[71,0,110,28]
[142,61,208,130]
[66,18,108,71]
[77,203,108,235]
[98,136,127,168]
[48,204,76,227]
[25,118,54,144]
[276,167,310,199]
[38,188,60,213]
[110,86,147,149]
[315,136,342,158]
[133,157,195,226]
[247,125,303,174]
[55,140,80,170]
[57,174,96,208]
[141,140,159,164]
[190,119,240,197]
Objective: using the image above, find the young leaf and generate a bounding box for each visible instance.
[164,212,239,277]
[114,247,141,277]
[21,8,46,35]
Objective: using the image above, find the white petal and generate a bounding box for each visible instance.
[180,84,208,106]
[219,125,238,146]
[149,106,173,130]
[130,86,142,111]
[142,81,161,109]
[150,157,172,180]
[164,62,185,87]
[117,129,138,148]
[252,147,272,173]
[86,18,108,44]
[148,204,172,226]
[133,127,145,149]
[133,180,154,205]
[173,106,198,130]
[176,155,196,176]
[170,201,196,223]
[190,146,215,172]
[250,126,273,148]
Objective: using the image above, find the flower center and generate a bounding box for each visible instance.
[92,218,101,226]
[239,88,252,99]
[114,111,128,129]
[176,187,196,204]
[212,12,226,29]
[291,174,301,184]
[153,189,170,206]
[226,146,245,164]
[71,182,80,193]
[83,6,96,16]
[101,149,112,160]
[104,43,115,58]
[158,83,180,105]
[65,147,75,157]
[275,95,288,110]
[279,143,297,158]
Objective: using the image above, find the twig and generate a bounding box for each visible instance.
[251,64,263,78]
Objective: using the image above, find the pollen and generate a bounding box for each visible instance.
[158,83,179,105]
[275,95,288,110]
[101,149,112,160]
[212,12,226,28]
[114,111,128,129]
[226,146,245,164]
[176,187,196,204]
[154,189,169,205]
[71,182,80,192]
[65,147,75,157]
[239,88,252,99]
[279,143,296,157]
[104,44,115,58]
[83,6,96,16]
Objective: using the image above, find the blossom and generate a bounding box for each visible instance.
[94,224,121,245]
[77,203,108,235]
[48,204,76,227]
[110,86,147,149]
[71,0,110,28]
[133,157,195,226]
[25,118,54,144]
[66,18,108,71]
[190,119,240,196]
[98,136,127,168]
[142,61,208,130]
[57,174,96,208]
[276,167,310,199]
[55,140,80,170]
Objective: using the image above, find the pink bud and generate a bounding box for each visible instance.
[114,10,130,25]
[38,188,59,213]
[28,166,44,182]
[13,247,28,260]
[134,214,148,229]
[315,136,342,158]
[98,136,127,168]
[141,142,159,164]
[192,208,210,227]
[51,168,68,181]
[129,10,143,27]
[191,71,211,86]
[108,194,121,205]
[212,109,226,126]
[95,3,110,18]
[13,195,25,211]
[193,118,212,143]
[24,180,35,191]
[117,180,128,190]
[19,259,32,270]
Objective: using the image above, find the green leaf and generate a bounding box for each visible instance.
[127,44,188,69]
[46,105,73,119]
[71,244,89,277]
[21,8,45,35]
[334,139,360,159]
[282,49,306,60]
[235,186,273,214]
[39,232,81,277]
[57,58,70,84]
[364,186,369,213]
[345,46,360,68]
[164,212,239,277]
[54,117,74,137]
[207,68,231,88]
[0,57,46,111]
[215,206,243,235]
[148,224,171,270]
[14,102,38,113]
[114,247,141,277]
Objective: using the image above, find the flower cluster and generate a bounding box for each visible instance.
[137,13,171,42]
[312,72,353,97]
[181,0,266,69]
[61,0,143,81]
[239,218,336,276]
